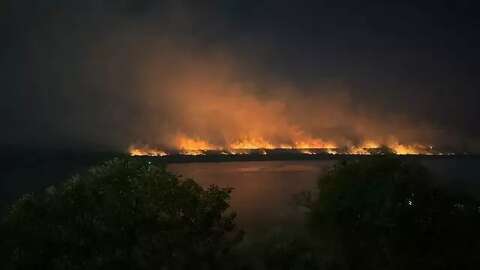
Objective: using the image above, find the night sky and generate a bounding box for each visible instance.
[1,0,480,152]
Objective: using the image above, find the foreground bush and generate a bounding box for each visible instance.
[1,158,241,270]
[301,155,480,270]
[3,155,480,270]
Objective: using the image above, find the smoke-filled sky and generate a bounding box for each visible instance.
[1,0,480,152]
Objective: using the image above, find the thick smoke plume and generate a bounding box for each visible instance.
[2,1,477,153]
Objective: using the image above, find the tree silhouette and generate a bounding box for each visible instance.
[302,155,480,270]
[1,158,242,270]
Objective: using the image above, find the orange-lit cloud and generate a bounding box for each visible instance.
[121,46,455,156]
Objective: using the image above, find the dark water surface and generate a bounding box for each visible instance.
[169,161,334,231]
[169,159,480,232]
[2,155,480,233]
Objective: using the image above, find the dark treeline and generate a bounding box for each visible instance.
[1,155,480,269]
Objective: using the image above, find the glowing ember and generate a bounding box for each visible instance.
[229,149,250,155]
[179,149,207,156]
[326,148,339,155]
[300,149,316,155]
[389,143,432,155]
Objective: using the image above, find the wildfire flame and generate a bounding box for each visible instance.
[128,145,167,157]
[230,138,276,150]
[175,135,220,151]
[128,135,451,156]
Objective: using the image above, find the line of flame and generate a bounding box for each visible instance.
[128,137,452,156]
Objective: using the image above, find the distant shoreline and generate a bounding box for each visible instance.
[135,153,480,164]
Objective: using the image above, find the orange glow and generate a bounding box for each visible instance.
[361,141,381,149]
[389,143,431,155]
[300,149,316,155]
[227,136,337,150]
[229,149,250,155]
[128,135,448,156]
[128,145,167,156]
[229,137,276,149]
[293,139,337,149]
[175,134,220,151]
[179,149,207,156]
[122,48,466,158]
[326,148,338,155]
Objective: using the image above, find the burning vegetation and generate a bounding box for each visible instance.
[128,135,454,157]
[121,49,469,157]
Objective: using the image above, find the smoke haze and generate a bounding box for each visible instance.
[2,0,479,152]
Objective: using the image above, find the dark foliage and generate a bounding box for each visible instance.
[301,155,480,270]
[2,155,480,270]
[0,158,242,270]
